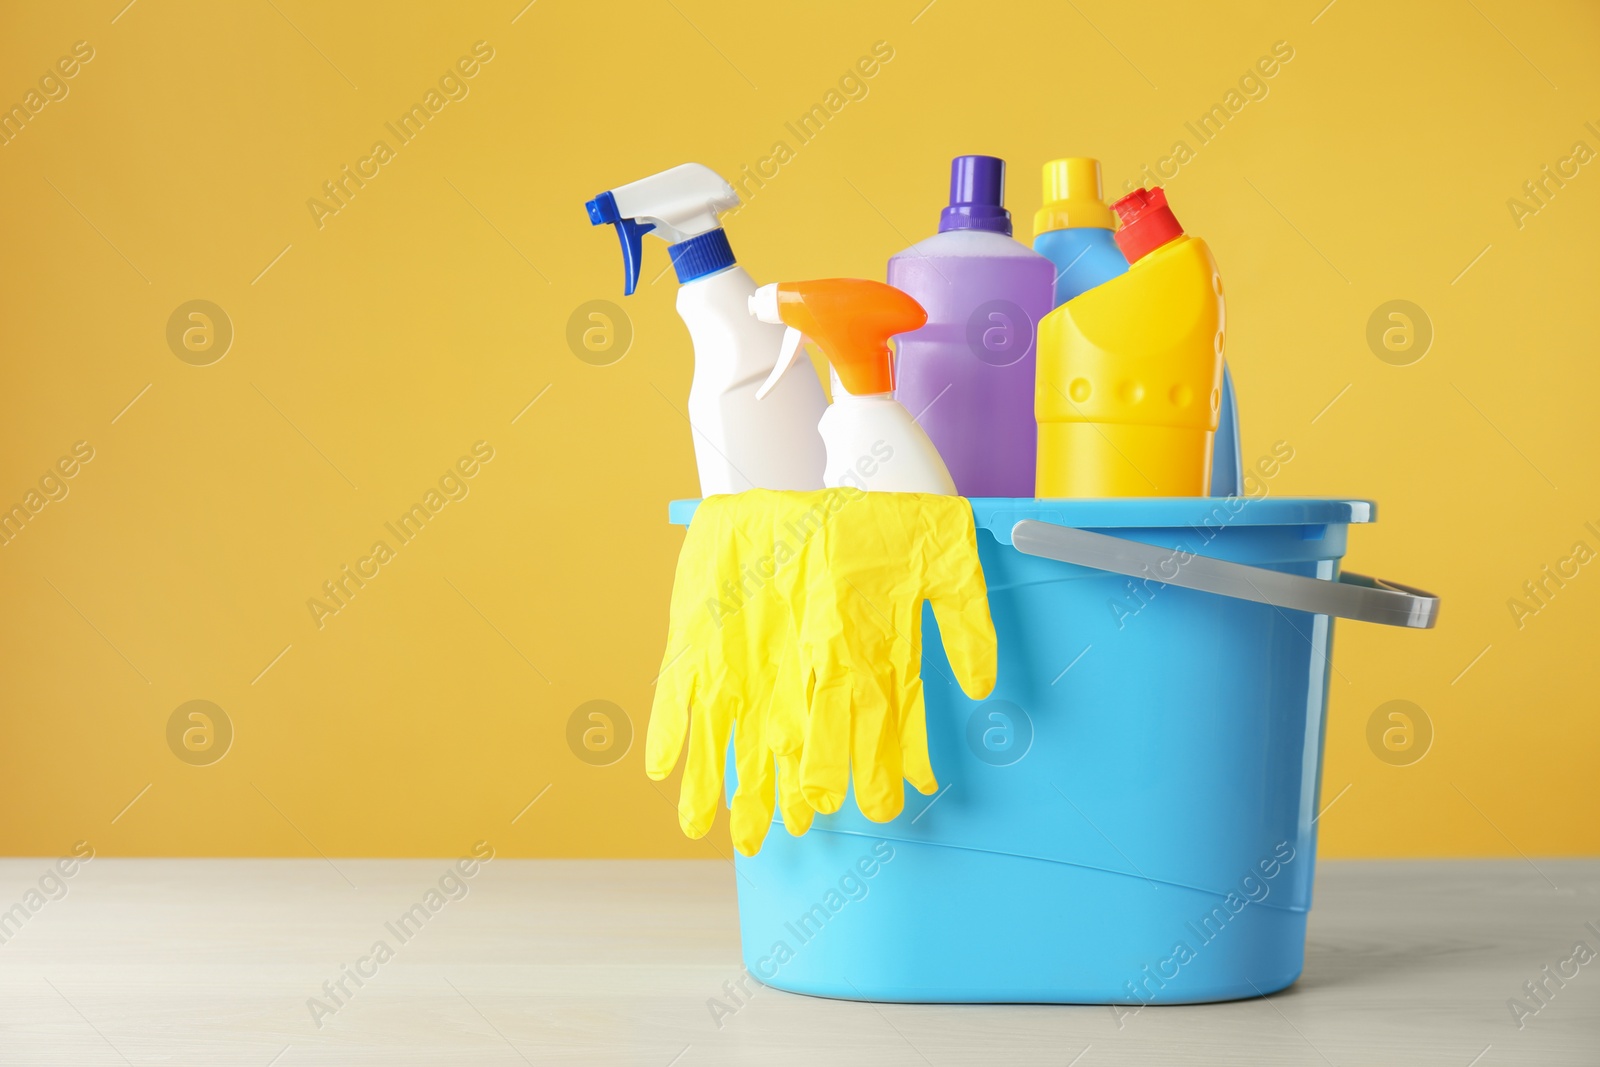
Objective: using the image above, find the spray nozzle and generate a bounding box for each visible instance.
[585,191,655,296]
[584,163,742,295]
[751,280,927,400]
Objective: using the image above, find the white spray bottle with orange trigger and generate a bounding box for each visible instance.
[751,279,957,494]
[586,163,826,495]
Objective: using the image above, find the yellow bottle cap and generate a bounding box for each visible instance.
[1033,158,1115,235]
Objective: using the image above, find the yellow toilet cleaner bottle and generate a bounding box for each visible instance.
[1034,187,1225,497]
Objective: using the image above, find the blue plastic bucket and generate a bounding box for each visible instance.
[666,496,1432,1004]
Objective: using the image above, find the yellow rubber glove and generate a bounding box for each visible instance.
[646,494,817,856]
[772,491,998,822]
[648,490,997,847]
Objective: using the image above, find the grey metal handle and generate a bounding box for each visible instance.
[1010,520,1439,629]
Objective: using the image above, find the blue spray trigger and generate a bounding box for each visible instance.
[585,190,655,296]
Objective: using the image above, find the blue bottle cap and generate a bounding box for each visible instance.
[667,229,736,284]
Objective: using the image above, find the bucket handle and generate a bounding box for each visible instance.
[1010,520,1440,629]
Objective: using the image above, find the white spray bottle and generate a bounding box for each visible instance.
[585,164,826,495]
[751,279,956,495]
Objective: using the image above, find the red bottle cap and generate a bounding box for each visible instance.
[1111,187,1184,263]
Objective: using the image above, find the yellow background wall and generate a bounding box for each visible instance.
[2,0,1595,859]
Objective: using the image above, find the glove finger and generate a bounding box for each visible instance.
[930,592,998,702]
[775,746,815,837]
[679,692,734,839]
[645,663,694,781]
[898,674,937,796]
[729,716,776,857]
[767,637,808,757]
[800,663,853,815]
[765,637,814,836]
[921,500,998,701]
[647,502,727,782]
[850,670,904,823]
[894,604,937,795]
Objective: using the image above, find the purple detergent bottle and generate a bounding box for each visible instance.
[889,155,1055,497]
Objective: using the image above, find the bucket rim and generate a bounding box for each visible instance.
[668,496,1375,534]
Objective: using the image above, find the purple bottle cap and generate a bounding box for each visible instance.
[939,154,1012,235]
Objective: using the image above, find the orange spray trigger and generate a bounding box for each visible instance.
[752,279,927,399]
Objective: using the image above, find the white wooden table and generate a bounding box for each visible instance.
[0,858,1594,1065]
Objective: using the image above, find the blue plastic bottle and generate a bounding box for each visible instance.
[1030,158,1129,305]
